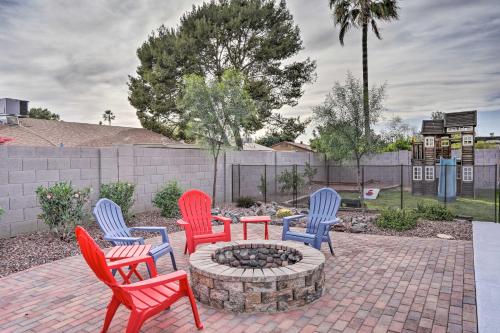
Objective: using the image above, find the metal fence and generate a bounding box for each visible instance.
[232,164,500,222]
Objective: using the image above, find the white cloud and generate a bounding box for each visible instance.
[1,0,499,136]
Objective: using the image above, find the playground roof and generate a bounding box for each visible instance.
[444,110,477,128]
[421,119,444,135]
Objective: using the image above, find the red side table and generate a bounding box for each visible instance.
[106,244,152,283]
[240,216,271,240]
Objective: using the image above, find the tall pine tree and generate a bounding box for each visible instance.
[128,0,316,140]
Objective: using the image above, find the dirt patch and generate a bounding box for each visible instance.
[0,212,181,278]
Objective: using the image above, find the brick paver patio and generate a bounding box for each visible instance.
[0,224,476,333]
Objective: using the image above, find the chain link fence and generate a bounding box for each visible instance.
[232,163,500,222]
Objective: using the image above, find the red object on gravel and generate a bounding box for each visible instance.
[0,137,14,144]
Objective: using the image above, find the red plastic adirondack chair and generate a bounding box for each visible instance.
[75,226,203,333]
[177,189,231,254]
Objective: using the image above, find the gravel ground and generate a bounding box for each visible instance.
[0,212,181,278]
[335,210,473,241]
[0,208,472,278]
[361,218,473,240]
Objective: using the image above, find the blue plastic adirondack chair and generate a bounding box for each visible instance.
[93,198,177,272]
[282,188,341,254]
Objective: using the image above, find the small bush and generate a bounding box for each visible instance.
[0,207,4,218]
[36,182,90,240]
[276,208,293,218]
[153,181,183,218]
[278,169,304,194]
[415,202,454,221]
[100,182,136,219]
[375,208,418,231]
[236,196,256,208]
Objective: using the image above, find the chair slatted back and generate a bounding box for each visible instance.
[93,198,131,244]
[178,189,213,236]
[75,226,134,308]
[306,188,341,235]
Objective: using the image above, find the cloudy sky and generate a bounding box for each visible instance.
[1,0,499,139]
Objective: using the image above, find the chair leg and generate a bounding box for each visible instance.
[101,297,120,333]
[327,236,334,255]
[170,251,178,271]
[126,311,145,333]
[186,284,204,330]
[146,259,153,278]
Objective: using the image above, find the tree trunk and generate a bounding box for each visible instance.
[362,22,370,142]
[356,158,363,204]
[212,152,219,208]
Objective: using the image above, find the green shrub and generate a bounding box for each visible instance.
[100,182,136,219]
[153,181,183,218]
[236,196,256,208]
[375,208,418,231]
[276,208,293,218]
[36,182,90,240]
[382,137,412,152]
[0,207,4,218]
[415,202,454,221]
[278,169,304,194]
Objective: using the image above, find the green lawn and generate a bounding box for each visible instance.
[340,189,499,222]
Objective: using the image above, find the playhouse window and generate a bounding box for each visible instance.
[441,137,450,147]
[425,166,434,181]
[424,137,434,148]
[463,166,473,182]
[463,134,474,146]
[413,166,422,181]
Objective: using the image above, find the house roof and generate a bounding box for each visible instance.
[162,141,274,151]
[421,120,445,135]
[242,142,274,151]
[0,118,175,147]
[444,110,477,128]
[271,141,313,152]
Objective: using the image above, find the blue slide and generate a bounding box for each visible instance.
[438,157,457,202]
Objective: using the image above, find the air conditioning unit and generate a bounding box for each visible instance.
[0,98,29,116]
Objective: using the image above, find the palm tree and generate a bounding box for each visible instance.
[329,0,399,140]
[102,110,115,125]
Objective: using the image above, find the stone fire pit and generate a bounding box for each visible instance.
[189,240,325,312]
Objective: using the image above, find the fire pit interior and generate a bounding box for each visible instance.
[189,240,325,313]
[213,245,302,268]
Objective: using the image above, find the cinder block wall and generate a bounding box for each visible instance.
[1,146,498,237]
[0,145,324,237]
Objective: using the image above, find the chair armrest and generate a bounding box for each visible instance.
[282,214,306,233]
[316,218,340,240]
[320,217,340,226]
[177,219,189,227]
[121,270,188,291]
[104,236,144,245]
[213,215,231,236]
[177,219,193,237]
[130,226,169,243]
[284,214,306,222]
[213,215,232,223]
[108,255,158,277]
